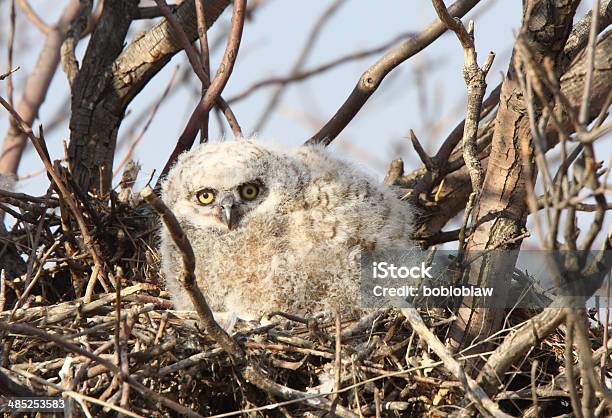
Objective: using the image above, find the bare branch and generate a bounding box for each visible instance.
[60,0,93,87]
[306,0,481,146]
[432,0,493,194]
[562,0,612,64]
[409,129,435,172]
[254,0,347,131]
[578,0,601,125]
[0,0,82,177]
[140,186,244,359]
[401,307,512,418]
[227,31,415,105]
[15,0,51,34]
[134,5,178,20]
[195,0,211,142]
[161,0,247,179]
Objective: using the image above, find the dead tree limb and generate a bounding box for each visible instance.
[140,186,244,359]
[305,0,481,146]
[449,0,581,353]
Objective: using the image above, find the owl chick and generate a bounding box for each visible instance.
[159,138,414,319]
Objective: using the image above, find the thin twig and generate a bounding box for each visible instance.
[195,0,211,143]
[401,307,512,418]
[140,186,244,359]
[160,0,247,179]
[254,0,347,131]
[578,0,601,125]
[0,95,110,298]
[227,31,415,104]
[16,0,51,34]
[114,66,180,176]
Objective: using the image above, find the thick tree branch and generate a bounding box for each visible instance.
[67,0,231,194]
[67,0,139,197]
[450,0,581,352]
[305,0,481,146]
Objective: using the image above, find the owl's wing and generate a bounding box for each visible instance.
[291,146,414,251]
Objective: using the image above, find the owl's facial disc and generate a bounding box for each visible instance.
[193,182,264,231]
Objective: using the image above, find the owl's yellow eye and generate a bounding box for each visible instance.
[240,184,259,200]
[196,189,216,205]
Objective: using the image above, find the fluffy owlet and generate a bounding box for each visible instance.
[159,138,414,318]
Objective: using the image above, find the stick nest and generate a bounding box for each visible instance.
[0,174,606,417]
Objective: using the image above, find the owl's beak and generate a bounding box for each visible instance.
[219,195,235,230]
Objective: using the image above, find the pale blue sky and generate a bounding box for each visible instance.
[2,0,521,189]
[0,0,607,249]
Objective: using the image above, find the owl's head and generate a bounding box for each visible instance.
[161,138,306,233]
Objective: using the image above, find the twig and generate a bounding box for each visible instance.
[374,386,381,418]
[114,66,180,176]
[60,0,92,86]
[227,31,415,104]
[530,360,539,418]
[153,0,209,85]
[0,67,19,81]
[401,307,511,418]
[254,0,347,131]
[578,0,601,125]
[160,0,246,178]
[432,0,494,194]
[134,5,178,20]
[562,0,611,63]
[140,186,244,359]
[409,129,435,172]
[195,0,211,142]
[15,0,51,34]
[0,95,110,297]
[330,309,342,415]
[6,0,16,110]
[565,317,584,418]
[196,0,246,121]
[0,270,5,312]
